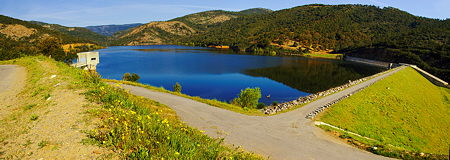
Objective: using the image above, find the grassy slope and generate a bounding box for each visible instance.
[0,56,263,159]
[318,67,450,154]
[303,53,343,60]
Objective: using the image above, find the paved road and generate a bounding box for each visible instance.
[118,66,405,160]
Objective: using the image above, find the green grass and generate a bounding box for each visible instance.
[23,104,37,110]
[104,79,266,116]
[318,67,450,156]
[304,53,343,60]
[38,140,49,148]
[1,56,263,159]
[30,114,39,121]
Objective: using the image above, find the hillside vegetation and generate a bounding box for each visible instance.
[0,15,103,61]
[0,56,263,159]
[318,67,450,156]
[85,23,143,36]
[183,4,449,81]
[110,8,272,45]
[30,21,107,45]
[112,21,197,45]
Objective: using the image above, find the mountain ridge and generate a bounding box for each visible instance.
[110,8,272,45]
[85,23,143,36]
[30,21,107,45]
[0,15,103,61]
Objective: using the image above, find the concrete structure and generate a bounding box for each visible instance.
[409,65,449,88]
[71,52,99,70]
[344,56,396,69]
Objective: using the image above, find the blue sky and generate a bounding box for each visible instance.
[1,0,449,27]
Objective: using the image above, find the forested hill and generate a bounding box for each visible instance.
[183,4,450,81]
[85,23,143,36]
[30,21,107,45]
[170,8,273,30]
[110,8,272,46]
[0,15,101,61]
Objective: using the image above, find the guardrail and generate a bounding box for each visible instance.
[409,65,448,88]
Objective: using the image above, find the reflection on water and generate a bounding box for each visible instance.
[96,45,384,104]
[245,59,384,93]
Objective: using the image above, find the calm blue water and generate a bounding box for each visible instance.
[95,45,383,104]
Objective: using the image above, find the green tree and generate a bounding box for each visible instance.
[131,73,140,82]
[37,37,67,61]
[122,73,132,81]
[173,82,182,93]
[233,87,261,109]
[122,73,140,82]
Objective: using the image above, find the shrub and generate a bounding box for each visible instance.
[173,82,182,93]
[233,88,261,109]
[131,73,140,82]
[123,73,131,81]
[271,101,279,106]
[123,73,140,82]
[256,102,266,109]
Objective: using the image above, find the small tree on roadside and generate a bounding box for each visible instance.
[123,73,131,81]
[37,37,70,61]
[173,82,182,93]
[131,73,140,82]
[232,87,261,109]
[123,73,140,82]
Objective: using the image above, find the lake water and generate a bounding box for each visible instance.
[96,45,383,104]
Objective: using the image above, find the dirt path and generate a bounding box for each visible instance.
[0,64,109,159]
[0,65,26,118]
[118,67,405,160]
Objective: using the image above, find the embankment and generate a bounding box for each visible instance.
[344,56,394,69]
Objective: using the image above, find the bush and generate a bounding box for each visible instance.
[233,88,261,109]
[123,73,140,82]
[256,102,266,109]
[131,73,140,81]
[271,101,279,106]
[173,82,182,93]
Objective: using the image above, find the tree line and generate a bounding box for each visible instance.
[178,4,449,81]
